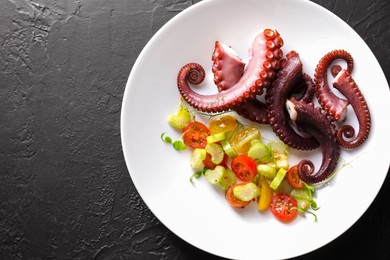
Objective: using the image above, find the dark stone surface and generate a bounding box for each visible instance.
[0,0,389,259]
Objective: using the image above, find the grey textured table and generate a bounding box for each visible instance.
[0,0,389,259]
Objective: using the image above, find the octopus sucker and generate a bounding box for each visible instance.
[314,49,354,121]
[332,69,371,149]
[266,51,319,150]
[177,29,283,113]
[286,98,340,184]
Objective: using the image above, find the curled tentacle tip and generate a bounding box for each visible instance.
[188,68,205,85]
[331,65,342,77]
[298,160,315,179]
[178,63,206,85]
[340,125,355,139]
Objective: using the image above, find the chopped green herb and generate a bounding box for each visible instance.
[173,140,187,150]
[292,207,318,222]
[161,132,187,151]
[190,167,208,184]
[161,132,172,144]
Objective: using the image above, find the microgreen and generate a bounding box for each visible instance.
[173,140,187,151]
[161,132,187,151]
[190,167,208,184]
[292,206,318,222]
[161,132,173,144]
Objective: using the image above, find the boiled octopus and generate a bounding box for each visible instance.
[286,98,340,184]
[315,50,371,149]
[177,29,284,113]
[176,28,370,184]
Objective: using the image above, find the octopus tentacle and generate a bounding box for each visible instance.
[267,51,319,150]
[244,65,316,126]
[211,40,270,124]
[177,29,283,113]
[314,49,354,121]
[235,99,269,124]
[298,73,316,103]
[211,45,306,125]
[185,63,205,85]
[332,69,371,148]
[286,98,340,184]
[287,72,316,103]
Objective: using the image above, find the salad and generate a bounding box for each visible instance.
[162,101,319,223]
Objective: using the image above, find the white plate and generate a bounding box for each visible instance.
[121,0,390,259]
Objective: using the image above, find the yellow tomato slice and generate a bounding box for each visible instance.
[209,114,238,135]
[258,179,273,211]
[231,127,261,154]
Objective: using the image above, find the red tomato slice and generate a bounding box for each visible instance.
[270,193,298,222]
[231,155,257,181]
[182,121,210,149]
[286,165,305,189]
[225,183,251,208]
[202,153,228,169]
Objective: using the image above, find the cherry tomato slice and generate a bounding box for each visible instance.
[231,155,257,181]
[202,153,228,169]
[270,193,298,222]
[225,183,251,208]
[182,121,210,149]
[286,165,305,189]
